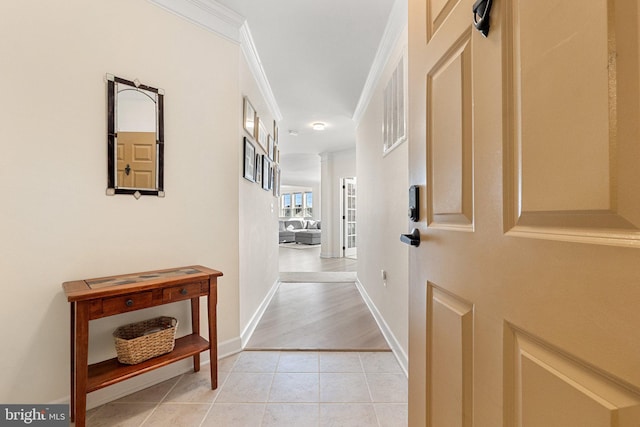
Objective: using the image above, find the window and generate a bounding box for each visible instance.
[282,193,292,217]
[383,54,407,155]
[294,193,303,217]
[279,191,314,218]
[304,192,313,217]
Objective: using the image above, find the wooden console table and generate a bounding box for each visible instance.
[62,265,222,427]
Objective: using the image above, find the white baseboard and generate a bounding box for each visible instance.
[355,278,408,376]
[218,336,243,359]
[240,279,281,348]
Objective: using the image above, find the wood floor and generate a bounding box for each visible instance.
[244,244,389,351]
[246,281,389,351]
[278,245,357,272]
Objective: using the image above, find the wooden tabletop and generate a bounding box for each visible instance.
[62,265,223,302]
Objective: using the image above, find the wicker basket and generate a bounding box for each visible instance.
[113,316,178,365]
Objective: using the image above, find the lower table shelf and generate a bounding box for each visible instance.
[87,334,210,393]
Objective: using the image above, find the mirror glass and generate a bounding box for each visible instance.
[107,74,164,197]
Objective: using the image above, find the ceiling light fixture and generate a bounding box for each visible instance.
[312,122,326,131]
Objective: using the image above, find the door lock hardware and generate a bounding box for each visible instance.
[401,229,421,247]
[473,0,493,37]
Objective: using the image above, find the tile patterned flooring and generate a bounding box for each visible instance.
[85,350,407,426]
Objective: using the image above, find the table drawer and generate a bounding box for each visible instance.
[102,292,154,316]
[163,282,203,303]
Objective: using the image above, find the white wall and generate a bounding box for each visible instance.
[320,149,356,258]
[0,0,241,404]
[355,29,409,359]
[238,54,280,342]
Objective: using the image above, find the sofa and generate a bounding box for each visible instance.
[279,219,321,245]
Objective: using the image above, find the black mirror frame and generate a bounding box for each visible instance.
[106,74,164,198]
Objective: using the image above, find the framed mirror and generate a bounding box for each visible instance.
[106,74,164,198]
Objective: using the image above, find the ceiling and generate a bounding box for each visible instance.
[215,0,398,185]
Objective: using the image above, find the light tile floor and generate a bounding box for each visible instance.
[85,351,407,427]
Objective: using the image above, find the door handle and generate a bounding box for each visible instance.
[401,228,421,247]
[125,164,131,176]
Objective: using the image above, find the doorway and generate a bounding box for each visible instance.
[341,177,357,259]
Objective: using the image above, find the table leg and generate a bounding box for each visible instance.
[74,302,90,427]
[208,282,218,390]
[70,303,75,422]
[191,297,200,372]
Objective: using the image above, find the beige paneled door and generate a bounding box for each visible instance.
[116,131,157,189]
[408,0,640,426]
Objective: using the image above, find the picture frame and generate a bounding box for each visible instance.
[255,153,262,184]
[243,137,256,182]
[243,97,257,140]
[272,165,281,197]
[273,120,279,144]
[262,156,271,190]
[267,135,274,161]
[257,117,269,152]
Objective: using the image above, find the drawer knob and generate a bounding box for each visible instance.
[180,288,188,296]
[125,299,134,307]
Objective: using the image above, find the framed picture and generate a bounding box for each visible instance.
[243,97,257,140]
[255,153,262,184]
[243,137,256,182]
[273,120,279,144]
[262,156,271,190]
[257,117,269,152]
[267,135,274,161]
[273,165,281,197]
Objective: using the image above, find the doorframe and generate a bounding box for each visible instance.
[340,177,357,259]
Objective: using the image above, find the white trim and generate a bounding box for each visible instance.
[149,0,244,43]
[148,0,282,122]
[355,278,408,377]
[218,336,243,359]
[240,279,281,347]
[352,0,408,125]
[239,23,283,122]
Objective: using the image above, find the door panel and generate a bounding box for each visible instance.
[504,0,640,245]
[428,0,459,40]
[427,30,473,229]
[505,326,640,427]
[408,0,640,426]
[428,284,473,427]
[116,131,157,189]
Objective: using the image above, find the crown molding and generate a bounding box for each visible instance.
[352,0,408,125]
[149,0,244,43]
[239,22,283,121]
[149,0,282,121]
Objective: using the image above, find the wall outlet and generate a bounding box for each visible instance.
[381,270,387,286]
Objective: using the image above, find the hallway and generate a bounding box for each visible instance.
[244,244,386,350]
